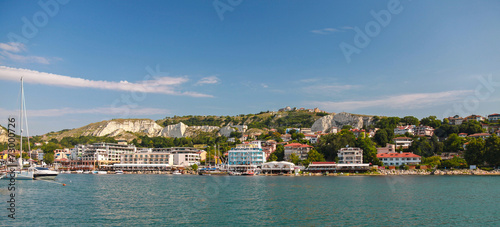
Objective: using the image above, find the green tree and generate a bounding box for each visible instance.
[268,153,278,162]
[41,142,61,154]
[484,135,500,167]
[374,129,391,146]
[356,137,382,165]
[274,144,285,161]
[191,164,198,171]
[401,116,420,126]
[306,149,325,163]
[443,133,465,153]
[464,138,485,165]
[459,120,484,135]
[43,152,54,165]
[422,156,441,168]
[441,156,467,169]
[289,153,301,165]
[420,116,442,128]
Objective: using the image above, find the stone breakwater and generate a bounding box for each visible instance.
[378,169,500,176]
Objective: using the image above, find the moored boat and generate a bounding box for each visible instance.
[33,167,58,180]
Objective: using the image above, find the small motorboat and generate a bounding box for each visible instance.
[33,167,59,180]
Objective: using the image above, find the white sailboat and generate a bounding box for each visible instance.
[2,77,34,180]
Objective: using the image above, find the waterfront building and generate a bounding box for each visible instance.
[227,143,266,172]
[377,152,421,166]
[152,147,202,167]
[284,143,313,161]
[261,161,295,174]
[120,149,173,166]
[338,147,363,164]
[393,137,413,149]
[306,161,370,172]
[488,113,500,122]
[81,142,137,167]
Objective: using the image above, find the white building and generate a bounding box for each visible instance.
[394,125,415,135]
[120,149,173,166]
[377,152,421,166]
[81,142,137,166]
[152,147,201,167]
[227,143,266,173]
[393,137,413,149]
[338,147,363,164]
[261,161,295,174]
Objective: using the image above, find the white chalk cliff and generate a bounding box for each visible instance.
[311,112,374,132]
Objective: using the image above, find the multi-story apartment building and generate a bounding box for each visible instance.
[284,143,313,161]
[227,143,266,172]
[81,142,137,166]
[337,147,363,164]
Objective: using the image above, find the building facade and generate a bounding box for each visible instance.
[227,143,266,172]
[284,143,313,161]
[377,152,421,166]
[338,147,363,164]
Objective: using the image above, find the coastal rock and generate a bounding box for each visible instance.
[85,119,164,137]
[0,126,7,143]
[219,126,236,137]
[311,112,374,132]
[161,122,187,138]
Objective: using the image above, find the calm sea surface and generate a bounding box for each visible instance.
[1,174,499,226]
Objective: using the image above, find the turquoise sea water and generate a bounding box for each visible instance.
[1,174,499,226]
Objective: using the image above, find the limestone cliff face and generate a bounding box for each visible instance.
[85,119,164,137]
[0,126,7,143]
[160,123,220,138]
[160,122,187,138]
[219,126,236,137]
[311,112,374,132]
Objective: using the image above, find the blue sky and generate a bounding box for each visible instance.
[1,0,500,135]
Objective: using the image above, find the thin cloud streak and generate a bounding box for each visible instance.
[310,90,473,111]
[0,106,170,117]
[0,42,51,64]
[196,76,220,85]
[0,66,213,98]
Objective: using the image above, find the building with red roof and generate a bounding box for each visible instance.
[284,143,313,161]
[488,113,500,122]
[377,152,421,166]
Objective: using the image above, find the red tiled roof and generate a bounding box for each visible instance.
[488,113,500,117]
[284,143,313,148]
[468,133,491,137]
[377,152,421,158]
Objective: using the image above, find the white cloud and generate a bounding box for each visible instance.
[311,28,341,35]
[0,106,170,117]
[196,76,220,85]
[0,42,26,53]
[261,83,269,88]
[310,90,473,111]
[0,66,213,98]
[341,26,354,30]
[0,42,51,64]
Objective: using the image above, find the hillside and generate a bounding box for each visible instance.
[37,110,376,142]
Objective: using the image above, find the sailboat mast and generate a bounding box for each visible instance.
[19,77,23,170]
